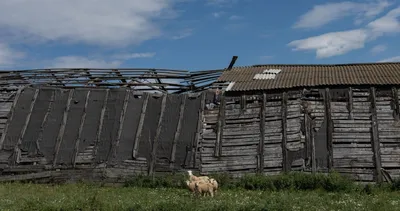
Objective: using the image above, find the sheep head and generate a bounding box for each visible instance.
[187,170,193,176]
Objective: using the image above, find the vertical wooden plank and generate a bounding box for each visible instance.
[348,87,353,120]
[281,92,288,172]
[370,87,383,183]
[93,89,109,163]
[148,94,167,176]
[132,93,149,159]
[214,93,225,157]
[311,120,316,173]
[305,114,316,173]
[240,94,246,111]
[258,92,266,173]
[52,89,74,167]
[193,92,206,168]
[72,90,91,167]
[324,88,333,170]
[170,94,187,169]
[0,86,25,150]
[392,87,399,121]
[36,90,55,155]
[107,89,130,163]
[12,88,40,164]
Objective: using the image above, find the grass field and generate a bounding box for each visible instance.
[1,172,400,211]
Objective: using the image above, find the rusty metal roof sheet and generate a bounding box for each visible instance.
[216,62,400,91]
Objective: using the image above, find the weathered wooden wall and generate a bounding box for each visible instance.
[200,87,400,182]
[0,86,207,183]
[1,85,400,184]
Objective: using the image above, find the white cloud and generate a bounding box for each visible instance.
[370,44,387,53]
[288,29,368,58]
[289,6,400,58]
[0,0,177,46]
[212,12,224,18]
[171,29,193,40]
[113,52,156,60]
[367,7,400,35]
[378,56,400,62]
[0,43,25,68]
[229,15,243,20]
[293,1,391,29]
[50,56,122,68]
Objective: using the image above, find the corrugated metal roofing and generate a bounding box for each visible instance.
[216,62,400,91]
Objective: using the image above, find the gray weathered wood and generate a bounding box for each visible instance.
[72,90,91,167]
[370,87,383,183]
[240,94,246,111]
[281,92,288,172]
[348,87,353,120]
[36,90,55,156]
[193,92,206,168]
[93,89,109,164]
[325,88,333,170]
[259,92,266,173]
[148,94,167,176]
[0,86,25,150]
[392,87,399,121]
[170,94,187,169]
[215,93,225,157]
[12,88,40,165]
[108,89,130,162]
[132,93,149,159]
[53,89,74,167]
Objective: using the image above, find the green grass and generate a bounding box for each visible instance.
[1,183,400,211]
[1,172,400,210]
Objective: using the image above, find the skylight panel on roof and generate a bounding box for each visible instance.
[253,69,282,80]
[262,69,281,74]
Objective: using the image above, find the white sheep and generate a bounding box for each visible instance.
[185,180,197,196]
[209,178,219,195]
[194,180,214,197]
[187,170,210,182]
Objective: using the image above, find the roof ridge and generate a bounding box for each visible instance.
[251,62,400,67]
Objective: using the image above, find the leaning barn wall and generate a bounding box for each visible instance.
[0,86,206,183]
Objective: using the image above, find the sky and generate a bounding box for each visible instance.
[0,0,399,71]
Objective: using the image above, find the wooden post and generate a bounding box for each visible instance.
[370,87,383,183]
[0,86,24,150]
[72,90,91,167]
[52,89,74,167]
[214,94,225,157]
[193,92,206,168]
[240,94,246,111]
[281,92,288,172]
[324,88,333,170]
[108,89,130,162]
[258,93,266,173]
[12,88,40,165]
[392,87,399,122]
[35,90,55,155]
[148,94,167,176]
[93,89,109,164]
[170,94,187,169]
[348,87,353,120]
[132,93,149,159]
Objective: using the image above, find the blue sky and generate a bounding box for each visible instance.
[0,0,399,71]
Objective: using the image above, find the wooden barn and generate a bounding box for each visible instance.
[201,62,400,183]
[1,62,400,184]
